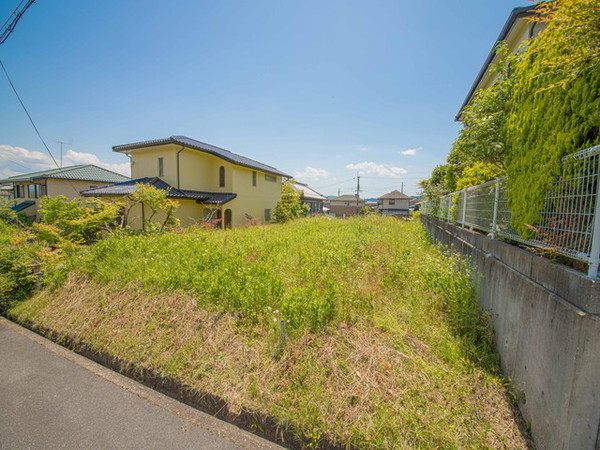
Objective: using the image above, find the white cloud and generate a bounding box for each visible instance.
[0,145,130,178]
[346,161,407,178]
[359,147,369,152]
[400,147,421,156]
[63,150,130,176]
[294,166,331,181]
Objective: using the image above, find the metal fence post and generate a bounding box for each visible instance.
[447,195,452,222]
[461,188,467,227]
[491,180,500,239]
[588,176,600,278]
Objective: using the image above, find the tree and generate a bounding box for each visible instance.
[37,196,122,245]
[529,0,600,90]
[419,164,458,199]
[455,162,505,191]
[448,47,513,173]
[272,180,309,223]
[124,184,180,232]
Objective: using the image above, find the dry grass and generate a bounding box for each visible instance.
[14,278,527,449]
[11,217,531,448]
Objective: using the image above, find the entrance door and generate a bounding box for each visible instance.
[216,209,223,228]
[224,209,232,229]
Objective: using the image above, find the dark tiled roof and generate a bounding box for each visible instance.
[0,165,129,184]
[113,136,290,178]
[11,200,36,212]
[331,194,362,202]
[379,190,410,200]
[81,177,236,205]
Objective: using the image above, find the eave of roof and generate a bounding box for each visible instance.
[0,164,129,184]
[113,136,291,178]
[80,177,237,205]
[292,182,327,201]
[331,195,364,202]
[11,200,35,212]
[456,5,536,121]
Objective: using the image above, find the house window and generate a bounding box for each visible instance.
[252,171,257,186]
[39,184,47,197]
[265,174,276,182]
[219,166,225,187]
[158,158,164,177]
[389,199,395,205]
[28,184,38,198]
[264,209,271,221]
[15,185,25,198]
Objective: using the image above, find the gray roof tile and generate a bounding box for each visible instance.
[113,136,290,178]
[81,177,237,205]
[0,165,129,184]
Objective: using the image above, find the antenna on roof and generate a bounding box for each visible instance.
[56,140,71,168]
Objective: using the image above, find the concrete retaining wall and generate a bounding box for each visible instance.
[421,215,600,450]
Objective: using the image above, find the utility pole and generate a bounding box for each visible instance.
[356,172,360,212]
[401,182,404,193]
[56,140,69,168]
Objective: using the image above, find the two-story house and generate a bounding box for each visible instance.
[328,194,365,217]
[0,165,129,220]
[457,5,545,121]
[378,190,410,216]
[81,136,290,228]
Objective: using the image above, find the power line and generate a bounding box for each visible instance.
[0,0,36,45]
[2,158,32,172]
[313,177,355,190]
[0,59,59,169]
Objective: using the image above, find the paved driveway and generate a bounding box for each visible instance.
[0,318,282,450]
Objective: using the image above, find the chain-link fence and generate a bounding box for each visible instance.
[420,144,600,278]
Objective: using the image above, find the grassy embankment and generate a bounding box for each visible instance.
[10,216,528,448]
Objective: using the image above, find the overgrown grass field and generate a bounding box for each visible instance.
[11,216,528,448]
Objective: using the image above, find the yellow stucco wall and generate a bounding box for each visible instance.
[381,198,409,210]
[473,19,547,94]
[124,144,283,228]
[110,198,204,229]
[11,179,115,219]
[47,179,113,198]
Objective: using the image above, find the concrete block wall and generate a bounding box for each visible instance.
[421,215,600,450]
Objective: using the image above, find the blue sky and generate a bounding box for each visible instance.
[0,0,531,197]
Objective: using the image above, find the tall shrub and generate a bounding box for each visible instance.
[505,0,600,234]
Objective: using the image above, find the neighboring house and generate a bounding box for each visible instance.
[457,5,545,121]
[365,199,378,211]
[409,195,423,210]
[292,182,327,214]
[329,194,365,217]
[378,190,410,216]
[0,165,129,220]
[0,185,14,200]
[82,136,290,228]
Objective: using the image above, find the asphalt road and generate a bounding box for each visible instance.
[0,317,283,450]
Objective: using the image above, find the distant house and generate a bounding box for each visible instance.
[329,194,365,217]
[0,165,129,220]
[292,182,327,214]
[0,185,14,200]
[82,136,290,228]
[378,190,410,216]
